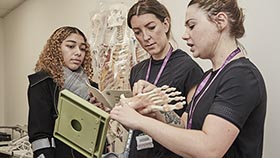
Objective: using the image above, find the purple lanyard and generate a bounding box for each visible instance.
[145,47,173,85]
[186,47,241,129]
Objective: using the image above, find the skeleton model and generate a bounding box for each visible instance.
[89,2,149,154]
[90,3,149,91]
[103,85,186,158]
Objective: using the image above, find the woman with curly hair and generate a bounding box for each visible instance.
[27,26,98,158]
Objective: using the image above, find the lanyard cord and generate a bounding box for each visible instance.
[187,47,241,129]
[145,46,173,85]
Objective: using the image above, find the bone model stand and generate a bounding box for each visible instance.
[102,85,186,158]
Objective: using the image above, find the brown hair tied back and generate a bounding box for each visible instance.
[188,0,245,39]
[127,0,172,39]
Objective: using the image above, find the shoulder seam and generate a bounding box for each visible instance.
[30,76,52,87]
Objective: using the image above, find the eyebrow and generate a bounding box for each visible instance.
[64,40,86,45]
[132,21,156,30]
[65,40,77,43]
[185,18,195,26]
[144,21,155,27]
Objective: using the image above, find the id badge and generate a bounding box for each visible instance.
[136,134,154,150]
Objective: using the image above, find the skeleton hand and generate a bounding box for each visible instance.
[120,85,186,112]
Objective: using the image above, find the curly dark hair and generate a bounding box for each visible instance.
[34,26,93,88]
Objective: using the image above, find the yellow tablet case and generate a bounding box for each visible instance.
[54,89,110,158]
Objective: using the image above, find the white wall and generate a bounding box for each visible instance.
[0,19,4,125]
[1,0,279,157]
[238,1,280,157]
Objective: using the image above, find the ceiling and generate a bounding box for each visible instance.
[0,0,27,18]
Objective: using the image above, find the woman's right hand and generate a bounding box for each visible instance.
[110,103,144,130]
[119,88,161,120]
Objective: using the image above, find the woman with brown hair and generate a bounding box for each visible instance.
[125,0,203,157]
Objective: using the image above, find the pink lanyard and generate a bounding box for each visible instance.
[186,47,241,129]
[145,47,173,85]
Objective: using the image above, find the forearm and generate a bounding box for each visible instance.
[137,116,220,158]
[155,111,184,128]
